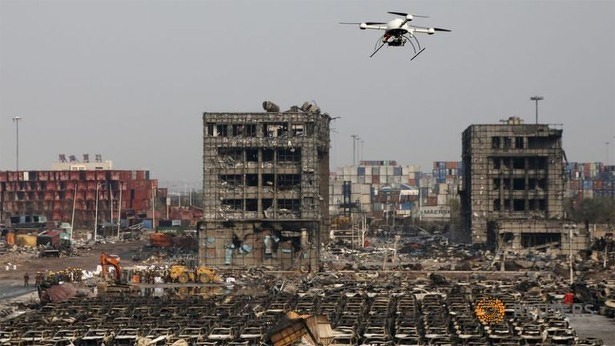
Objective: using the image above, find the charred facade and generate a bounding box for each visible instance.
[460,117,566,248]
[200,103,330,271]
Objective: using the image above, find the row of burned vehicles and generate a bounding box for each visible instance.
[1,275,608,346]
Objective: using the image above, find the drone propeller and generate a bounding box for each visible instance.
[388,11,429,18]
[432,27,451,32]
[340,22,386,25]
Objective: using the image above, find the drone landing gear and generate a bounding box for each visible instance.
[370,40,387,58]
[406,34,425,61]
[411,47,426,61]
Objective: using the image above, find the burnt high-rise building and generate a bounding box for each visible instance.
[460,117,567,248]
[200,102,331,271]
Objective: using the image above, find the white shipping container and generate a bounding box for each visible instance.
[437,194,449,206]
[360,194,371,205]
[383,175,392,184]
[350,175,357,183]
[386,165,394,175]
[438,183,449,194]
[352,183,363,194]
[362,184,371,194]
[343,167,352,176]
[401,166,411,176]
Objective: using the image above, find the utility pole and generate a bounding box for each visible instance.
[117,182,123,238]
[12,116,22,171]
[359,139,365,162]
[152,184,156,232]
[94,182,100,242]
[351,134,358,165]
[530,96,543,124]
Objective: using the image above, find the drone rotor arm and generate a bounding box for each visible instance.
[410,26,451,35]
[361,23,388,31]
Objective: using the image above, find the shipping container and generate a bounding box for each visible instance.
[436,194,449,206]
[583,180,593,190]
[15,234,38,247]
[400,201,414,210]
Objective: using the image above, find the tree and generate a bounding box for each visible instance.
[566,196,615,224]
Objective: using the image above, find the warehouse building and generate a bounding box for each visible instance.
[200,102,331,271]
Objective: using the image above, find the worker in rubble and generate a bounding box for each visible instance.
[23,272,30,287]
[35,272,42,287]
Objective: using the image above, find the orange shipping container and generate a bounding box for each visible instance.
[149,232,173,248]
[15,234,38,247]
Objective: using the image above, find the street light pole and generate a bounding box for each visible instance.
[152,185,156,232]
[351,134,358,165]
[356,137,361,163]
[566,224,576,285]
[12,116,22,171]
[94,182,100,242]
[530,96,543,124]
[360,139,364,162]
[569,225,573,284]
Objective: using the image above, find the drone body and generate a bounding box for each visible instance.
[342,12,451,59]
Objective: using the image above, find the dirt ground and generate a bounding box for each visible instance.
[0,236,146,301]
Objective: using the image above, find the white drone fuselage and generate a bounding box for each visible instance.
[346,12,449,58]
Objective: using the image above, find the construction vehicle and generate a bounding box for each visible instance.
[168,264,220,284]
[100,252,124,284]
[99,252,136,296]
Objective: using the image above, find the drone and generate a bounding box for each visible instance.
[341,11,451,59]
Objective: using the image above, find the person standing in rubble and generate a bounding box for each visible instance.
[35,272,42,287]
[23,272,30,287]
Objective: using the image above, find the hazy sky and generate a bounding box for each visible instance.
[1,0,614,188]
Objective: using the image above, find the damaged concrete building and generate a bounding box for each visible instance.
[460,117,583,252]
[200,102,331,271]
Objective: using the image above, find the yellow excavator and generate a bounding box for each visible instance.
[168,265,220,284]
